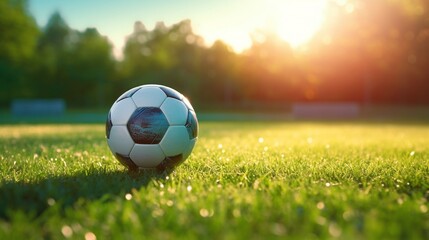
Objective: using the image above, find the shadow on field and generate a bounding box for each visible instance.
[0,169,167,219]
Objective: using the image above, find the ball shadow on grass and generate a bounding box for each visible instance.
[0,168,170,220]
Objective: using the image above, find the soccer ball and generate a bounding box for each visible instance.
[105,84,198,171]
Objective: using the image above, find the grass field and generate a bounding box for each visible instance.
[0,121,428,239]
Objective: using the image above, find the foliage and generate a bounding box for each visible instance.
[33,13,115,107]
[121,20,203,95]
[303,0,429,103]
[0,0,38,105]
[0,0,38,62]
[64,28,114,107]
[1,0,429,108]
[0,122,428,239]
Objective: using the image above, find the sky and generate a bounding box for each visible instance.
[29,0,328,58]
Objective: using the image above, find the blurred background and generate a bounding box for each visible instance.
[1,0,429,119]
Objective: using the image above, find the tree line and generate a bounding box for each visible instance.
[1,0,429,109]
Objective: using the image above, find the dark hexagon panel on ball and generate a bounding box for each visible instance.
[127,107,169,144]
[186,110,198,139]
[115,153,138,171]
[105,111,113,139]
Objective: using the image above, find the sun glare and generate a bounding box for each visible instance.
[271,0,327,47]
[208,0,329,52]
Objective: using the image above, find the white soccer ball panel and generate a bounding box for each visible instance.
[132,86,167,108]
[160,98,188,125]
[107,126,135,155]
[110,98,136,125]
[182,137,197,161]
[130,144,166,168]
[160,126,190,156]
[145,84,184,100]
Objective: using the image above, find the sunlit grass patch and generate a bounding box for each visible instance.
[0,122,428,239]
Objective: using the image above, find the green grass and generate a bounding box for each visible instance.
[0,121,428,239]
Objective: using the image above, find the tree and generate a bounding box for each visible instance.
[300,0,429,104]
[240,29,297,103]
[120,20,204,102]
[64,28,114,107]
[0,0,38,106]
[200,40,240,105]
[33,11,72,99]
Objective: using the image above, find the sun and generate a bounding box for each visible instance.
[193,0,328,53]
[267,0,327,47]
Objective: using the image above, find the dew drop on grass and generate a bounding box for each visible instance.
[218,144,223,149]
[125,193,132,200]
[47,198,56,206]
[410,151,415,156]
[258,137,264,143]
[84,231,96,240]
[187,185,192,192]
[329,223,342,237]
[61,225,73,238]
[199,208,209,217]
[325,182,331,187]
